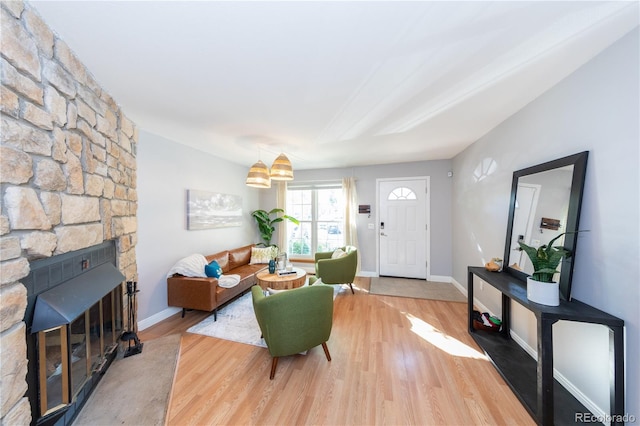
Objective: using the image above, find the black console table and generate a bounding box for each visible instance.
[467,266,624,426]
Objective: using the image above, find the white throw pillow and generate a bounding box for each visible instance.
[250,246,276,264]
[331,248,347,259]
[166,254,208,278]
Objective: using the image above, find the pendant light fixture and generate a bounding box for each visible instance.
[270,153,294,181]
[245,159,271,188]
[246,146,294,188]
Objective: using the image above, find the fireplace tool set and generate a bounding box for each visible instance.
[121,281,143,357]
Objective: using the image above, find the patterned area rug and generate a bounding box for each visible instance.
[369,277,466,302]
[187,292,267,347]
[187,285,344,347]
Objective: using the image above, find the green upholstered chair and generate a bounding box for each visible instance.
[309,246,357,294]
[251,284,333,379]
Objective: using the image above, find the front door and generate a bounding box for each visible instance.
[378,178,428,279]
[509,183,540,272]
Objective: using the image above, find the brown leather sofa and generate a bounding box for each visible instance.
[167,244,267,320]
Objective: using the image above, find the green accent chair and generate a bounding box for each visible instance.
[251,284,334,379]
[309,246,357,294]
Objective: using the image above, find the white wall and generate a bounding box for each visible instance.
[261,160,453,276]
[452,29,639,417]
[136,131,260,325]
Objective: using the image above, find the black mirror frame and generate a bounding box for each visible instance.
[503,151,589,301]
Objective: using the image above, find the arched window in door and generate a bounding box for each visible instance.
[388,187,416,200]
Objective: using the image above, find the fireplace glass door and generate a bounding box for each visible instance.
[38,326,69,415]
[69,312,89,397]
[37,286,123,417]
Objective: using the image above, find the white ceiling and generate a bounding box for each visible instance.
[31,1,639,171]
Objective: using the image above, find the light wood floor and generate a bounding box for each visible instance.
[139,277,534,425]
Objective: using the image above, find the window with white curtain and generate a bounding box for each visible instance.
[286,182,344,258]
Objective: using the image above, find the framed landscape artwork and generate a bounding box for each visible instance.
[187,190,243,230]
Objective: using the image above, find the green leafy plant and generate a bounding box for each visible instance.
[291,240,310,255]
[518,232,573,283]
[251,208,299,248]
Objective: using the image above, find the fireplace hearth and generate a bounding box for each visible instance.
[23,241,126,426]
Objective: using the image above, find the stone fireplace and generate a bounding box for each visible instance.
[1,2,138,424]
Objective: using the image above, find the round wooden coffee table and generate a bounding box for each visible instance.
[256,267,307,291]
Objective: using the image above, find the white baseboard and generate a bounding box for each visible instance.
[137,306,181,331]
[553,370,608,425]
[508,330,607,423]
[364,273,456,282]
[463,277,608,423]
[450,277,467,297]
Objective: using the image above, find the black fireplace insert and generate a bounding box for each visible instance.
[23,241,125,426]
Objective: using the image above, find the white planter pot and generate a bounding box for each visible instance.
[526,277,559,306]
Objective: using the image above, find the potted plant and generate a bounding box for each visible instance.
[251,208,299,248]
[518,232,572,306]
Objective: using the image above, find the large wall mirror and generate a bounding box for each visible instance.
[503,151,588,301]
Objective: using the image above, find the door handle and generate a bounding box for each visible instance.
[380,232,387,236]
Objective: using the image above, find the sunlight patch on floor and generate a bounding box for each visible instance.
[405,313,488,360]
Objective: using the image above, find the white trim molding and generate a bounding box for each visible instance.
[429,275,452,283]
[138,306,181,331]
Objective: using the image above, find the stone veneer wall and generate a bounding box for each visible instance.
[0,1,138,423]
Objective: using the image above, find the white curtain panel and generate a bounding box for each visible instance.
[342,177,361,273]
[276,181,287,252]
